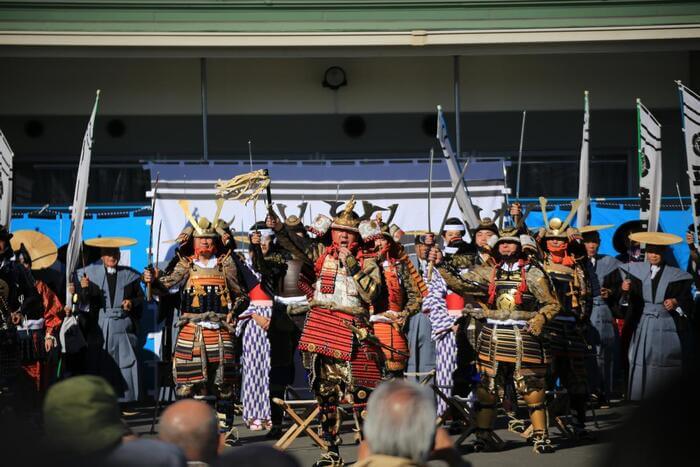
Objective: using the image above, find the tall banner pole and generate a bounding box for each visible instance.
[576,91,590,228]
[677,80,700,244]
[636,98,662,233]
[65,90,100,304]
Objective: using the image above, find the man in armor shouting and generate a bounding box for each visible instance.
[269,197,382,467]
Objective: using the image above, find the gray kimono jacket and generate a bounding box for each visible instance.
[76,262,144,401]
[621,261,693,401]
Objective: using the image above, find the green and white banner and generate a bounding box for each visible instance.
[636,99,662,233]
[678,81,700,240]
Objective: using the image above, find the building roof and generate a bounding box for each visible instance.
[1,1,699,49]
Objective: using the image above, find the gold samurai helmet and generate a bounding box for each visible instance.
[539,197,583,239]
[330,196,361,232]
[178,198,225,238]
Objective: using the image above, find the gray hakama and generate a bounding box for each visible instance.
[621,262,692,401]
[405,311,436,380]
[587,255,622,395]
[78,263,143,401]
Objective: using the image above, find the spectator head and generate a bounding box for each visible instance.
[214,445,300,467]
[363,379,437,464]
[106,438,187,467]
[43,375,128,456]
[159,399,219,464]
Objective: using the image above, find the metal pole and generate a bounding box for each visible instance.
[428,147,434,233]
[453,56,461,161]
[201,58,209,161]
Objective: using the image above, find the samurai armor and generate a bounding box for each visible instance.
[174,323,236,385]
[372,322,408,371]
[0,328,20,384]
[298,308,355,360]
[17,328,47,364]
[477,323,550,370]
[350,341,383,388]
[544,319,589,358]
[181,269,229,315]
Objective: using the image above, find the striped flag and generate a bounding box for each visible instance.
[636,99,662,233]
[576,91,590,228]
[65,90,100,303]
[0,129,14,228]
[436,105,479,229]
[678,81,700,240]
[436,105,479,233]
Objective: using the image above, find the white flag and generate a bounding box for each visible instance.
[679,82,700,239]
[636,99,662,233]
[436,105,479,229]
[65,90,100,303]
[0,129,14,228]
[576,91,590,228]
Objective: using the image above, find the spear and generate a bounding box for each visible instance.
[248,140,258,230]
[146,172,160,301]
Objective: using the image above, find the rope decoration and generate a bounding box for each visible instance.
[215,169,270,206]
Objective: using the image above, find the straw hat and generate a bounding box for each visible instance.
[83,237,138,248]
[628,232,682,246]
[10,230,58,270]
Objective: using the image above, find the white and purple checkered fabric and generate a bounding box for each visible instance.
[236,302,272,426]
[422,269,458,416]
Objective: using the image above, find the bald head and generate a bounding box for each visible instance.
[364,380,436,463]
[158,399,219,463]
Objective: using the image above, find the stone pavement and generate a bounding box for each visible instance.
[127,401,632,466]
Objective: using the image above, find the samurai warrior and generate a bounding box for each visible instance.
[359,215,426,378]
[0,224,45,408]
[270,197,382,467]
[444,227,561,453]
[538,200,592,438]
[143,208,249,432]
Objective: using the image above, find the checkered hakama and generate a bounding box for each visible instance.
[422,270,458,416]
[236,304,272,426]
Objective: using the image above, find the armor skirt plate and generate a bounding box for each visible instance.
[543,318,590,358]
[372,322,408,371]
[173,323,236,385]
[476,323,550,372]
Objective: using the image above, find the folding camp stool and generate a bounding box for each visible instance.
[272,397,328,451]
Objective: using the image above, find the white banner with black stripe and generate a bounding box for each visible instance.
[576,91,590,228]
[145,160,506,265]
[637,99,662,233]
[65,91,99,303]
[0,129,13,228]
[679,82,700,239]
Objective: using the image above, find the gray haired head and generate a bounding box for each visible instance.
[364,379,437,463]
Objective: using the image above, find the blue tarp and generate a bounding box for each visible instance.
[524,201,691,271]
[11,199,693,272]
